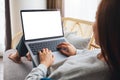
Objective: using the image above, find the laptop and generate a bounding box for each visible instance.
[20,9,67,66]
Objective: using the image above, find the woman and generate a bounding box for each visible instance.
[95,0,120,79]
[25,0,120,80]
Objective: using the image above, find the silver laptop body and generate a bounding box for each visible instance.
[20,10,67,66]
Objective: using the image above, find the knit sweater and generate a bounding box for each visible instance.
[25,49,110,80]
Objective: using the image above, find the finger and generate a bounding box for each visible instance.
[38,51,42,54]
[49,51,53,56]
[38,51,42,57]
[52,54,54,58]
[42,48,47,54]
[42,48,46,52]
[57,43,67,48]
[27,52,29,54]
[60,49,67,54]
[59,49,68,56]
[48,50,52,53]
[52,55,55,61]
[45,48,49,53]
[57,43,70,49]
[57,44,68,50]
[57,42,69,47]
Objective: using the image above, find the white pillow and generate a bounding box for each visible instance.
[64,32,90,49]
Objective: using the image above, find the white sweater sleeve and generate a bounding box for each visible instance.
[25,64,47,80]
[76,49,85,54]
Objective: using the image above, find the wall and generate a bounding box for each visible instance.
[10,0,47,38]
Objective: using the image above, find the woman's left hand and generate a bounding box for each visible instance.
[57,42,76,56]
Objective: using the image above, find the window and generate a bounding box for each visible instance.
[0,0,5,56]
[64,0,101,22]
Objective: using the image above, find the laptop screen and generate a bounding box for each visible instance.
[21,10,63,40]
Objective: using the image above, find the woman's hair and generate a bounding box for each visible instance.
[97,0,120,79]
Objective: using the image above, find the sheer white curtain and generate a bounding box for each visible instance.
[0,0,5,56]
[64,0,101,22]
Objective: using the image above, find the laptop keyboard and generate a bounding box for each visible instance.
[29,39,65,55]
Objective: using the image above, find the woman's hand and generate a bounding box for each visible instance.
[38,48,54,68]
[57,42,76,56]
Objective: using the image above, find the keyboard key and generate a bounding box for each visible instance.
[29,39,65,55]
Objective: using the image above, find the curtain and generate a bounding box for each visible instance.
[5,0,12,50]
[47,0,64,17]
[0,0,5,55]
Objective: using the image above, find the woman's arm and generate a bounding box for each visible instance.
[25,64,47,80]
[25,48,54,80]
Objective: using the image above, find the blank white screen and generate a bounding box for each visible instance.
[21,10,63,40]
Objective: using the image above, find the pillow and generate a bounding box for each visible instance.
[64,32,90,49]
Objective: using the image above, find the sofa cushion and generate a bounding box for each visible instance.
[3,49,33,80]
[65,32,91,49]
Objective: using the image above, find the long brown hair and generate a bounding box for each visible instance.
[97,0,120,79]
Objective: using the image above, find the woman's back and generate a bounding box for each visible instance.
[49,49,110,80]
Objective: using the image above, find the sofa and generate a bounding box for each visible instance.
[4,17,97,80]
[3,49,32,80]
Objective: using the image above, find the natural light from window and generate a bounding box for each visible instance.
[64,0,101,22]
[0,0,5,55]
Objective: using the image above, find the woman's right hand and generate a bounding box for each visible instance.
[57,42,77,56]
[38,48,54,68]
